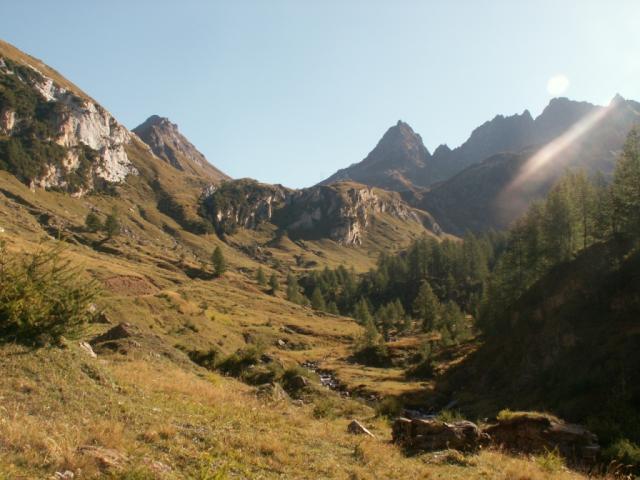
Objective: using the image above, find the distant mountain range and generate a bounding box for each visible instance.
[320,95,640,233]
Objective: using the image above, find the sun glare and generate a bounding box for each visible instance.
[547,74,570,95]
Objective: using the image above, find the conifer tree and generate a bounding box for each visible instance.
[256,266,267,286]
[310,287,326,311]
[104,208,121,238]
[269,273,279,294]
[211,246,226,277]
[413,281,440,332]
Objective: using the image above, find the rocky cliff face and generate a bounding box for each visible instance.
[133,115,229,181]
[200,179,439,245]
[0,56,136,194]
[278,184,431,245]
[199,180,290,235]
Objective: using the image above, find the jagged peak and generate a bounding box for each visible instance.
[433,144,452,156]
[134,114,177,132]
[610,93,626,106]
[376,120,429,155]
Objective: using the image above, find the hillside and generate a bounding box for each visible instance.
[439,238,640,450]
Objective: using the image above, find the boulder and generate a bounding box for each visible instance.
[347,420,375,438]
[392,417,488,452]
[90,323,141,354]
[79,341,97,358]
[288,374,309,390]
[483,412,599,461]
[256,382,290,403]
[78,446,127,471]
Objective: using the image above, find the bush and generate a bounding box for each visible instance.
[188,347,221,370]
[352,344,391,367]
[533,448,565,473]
[375,396,404,418]
[437,410,466,423]
[0,242,100,345]
[85,210,102,232]
[217,345,264,378]
[603,439,640,473]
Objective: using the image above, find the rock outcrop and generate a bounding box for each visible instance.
[392,417,489,452]
[133,115,229,181]
[199,179,290,235]
[483,413,600,461]
[278,183,432,245]
[392,413,600,461]
[200,179,440,245]
[0,56,136,194]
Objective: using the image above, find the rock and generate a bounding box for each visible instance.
[53,471,74,479]
[392,417,488,452]
[90,323,141,354]
[143,459,172,477]
[483,412,599,461]
[288,375,309,390]
[79,341,97,358]
[276,339,287,348]
[78,446,127,471]
[91,323,137,344]
[256,382,290,403]
[347,420,375,438]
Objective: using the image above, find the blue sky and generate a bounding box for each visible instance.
[2,1,639,187]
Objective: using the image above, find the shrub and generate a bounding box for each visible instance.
[217,345,264,378]
[84,210,102,232]
[437,410,465,423]
[375,396,404,418]
[0,242,100,345]
[533,448,565,473]
[603,439,640,473]
[188,347,221,370]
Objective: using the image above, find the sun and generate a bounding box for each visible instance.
[547,74,570,96]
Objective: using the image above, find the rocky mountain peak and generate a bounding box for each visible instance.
[367,120,430,169]
[133,115,229,182]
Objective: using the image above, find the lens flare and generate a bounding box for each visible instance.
[547,74,570,95]
[496,104,614,225]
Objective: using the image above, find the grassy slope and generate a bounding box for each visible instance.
[0,177,584,479]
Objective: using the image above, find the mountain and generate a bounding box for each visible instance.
[322,97,639,191]
[133,115,229,181]
[420,96,640,233]
[320,121,431,191]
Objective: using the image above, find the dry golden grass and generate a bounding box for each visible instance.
[0,339,593,480]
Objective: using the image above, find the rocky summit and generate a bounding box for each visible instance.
[133,115,229,181]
